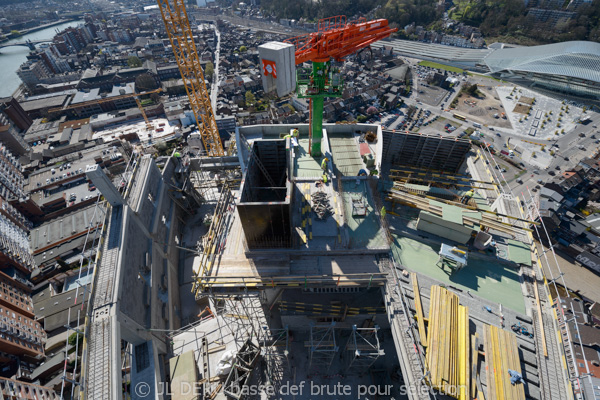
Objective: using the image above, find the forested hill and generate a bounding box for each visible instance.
[448,0,600,44]
[259,0,441,28]
[260,0,600,44]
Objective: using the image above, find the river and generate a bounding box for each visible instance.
[0,20,83,97]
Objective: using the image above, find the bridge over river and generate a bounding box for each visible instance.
[0,39,50,50]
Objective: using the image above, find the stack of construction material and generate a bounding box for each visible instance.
[425,285,470,400]
[483,324,525,400]
[312,192,332,220]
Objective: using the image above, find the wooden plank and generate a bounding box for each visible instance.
[430,285,440,387]
[411,273,428,347]
[471,333,479,398]
[496,326,508,400]
[483,325,494,400]
[483,325,526,400]
[439,288,449,388]
[207,345,226,354]
[532,277,548,357]
[463,306,470,400]
[457,306,468,400]
[426,286,436,380]
[507,330,525,400]
[425,286,476,399]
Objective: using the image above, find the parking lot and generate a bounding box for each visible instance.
[496,86,585,140]
[412,63,462,108]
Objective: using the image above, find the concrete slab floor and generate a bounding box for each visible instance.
[391,232,526,314]
[294,138,323,178]
[341,180,388,250]
[328,132,364,177]
[294,179,344,251]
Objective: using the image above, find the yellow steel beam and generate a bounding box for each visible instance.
[135,97,153,131]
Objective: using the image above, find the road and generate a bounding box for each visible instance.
[535,243,600,304]
[508,117,599,200]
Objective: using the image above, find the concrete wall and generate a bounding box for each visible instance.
[238,140,292,248]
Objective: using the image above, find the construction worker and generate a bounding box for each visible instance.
[462,189,474,204]
[283,129,299,141]
[321,157,329,171]
[322,174,328,184]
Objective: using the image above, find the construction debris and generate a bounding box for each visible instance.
[312,191,332,220]
[351,193,367,217]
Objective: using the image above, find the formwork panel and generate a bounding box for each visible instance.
[239,140,292,249]
[381,130,471,174]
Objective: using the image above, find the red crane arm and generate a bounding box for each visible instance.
[285,17,397,65]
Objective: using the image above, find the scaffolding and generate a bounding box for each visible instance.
[192,186,236,297]
[223,339,261,399]
[57,195,107,399]
[308,322,339,372]
[260,326,289,390]
[214,293,267,348]
[190,161,241,203]
[345,325,384,374]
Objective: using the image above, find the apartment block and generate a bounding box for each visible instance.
[0,305,46,358]
[0,378,59,399]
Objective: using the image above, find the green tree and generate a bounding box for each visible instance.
[127,56,142,68]
[204,61,214,80]
[10,30,20,36]
[357,115,368,123]
[245,91,256,107]
[135,73,158,92]
[68,332,83,347]
[239,45,247,52]
[465,83,479,96]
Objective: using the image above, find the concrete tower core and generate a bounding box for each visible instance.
[238,139,292,249]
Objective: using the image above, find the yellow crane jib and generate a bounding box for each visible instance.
[157,0,224,156]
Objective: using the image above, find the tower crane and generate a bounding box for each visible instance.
[284,16,397,157]
[157,0,224,156]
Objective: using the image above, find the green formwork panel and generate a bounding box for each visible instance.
[391,234,526,314]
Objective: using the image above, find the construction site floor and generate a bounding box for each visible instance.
[293,139,323,178]
[328,132,364,177]
[390,228,526,314]
[341,179,388,250]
